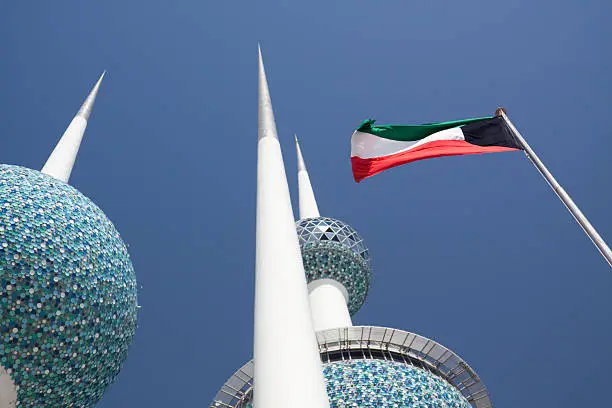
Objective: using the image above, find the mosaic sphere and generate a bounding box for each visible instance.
[0,165,137,407]
[239,360,471,408]
[323,360,472,408]
[296,217,371,314]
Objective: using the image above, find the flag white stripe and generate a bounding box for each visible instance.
[351,127,466,159]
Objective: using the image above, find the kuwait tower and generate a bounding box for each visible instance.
[0,74,137,407]
[209,48,492,408]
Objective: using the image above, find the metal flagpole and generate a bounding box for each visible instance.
[496,108,612,268]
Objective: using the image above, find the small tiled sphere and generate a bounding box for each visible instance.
[0,165,137,407]
[324,360,472,408]
[295,217,370,315]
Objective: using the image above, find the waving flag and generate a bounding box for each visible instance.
[350,116,522,182]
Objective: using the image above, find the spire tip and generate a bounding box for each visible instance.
[42,73,105,183]
[257,44,278,141]
[295,135,320,219]
[77,72,105,121]
[295,134,306,172]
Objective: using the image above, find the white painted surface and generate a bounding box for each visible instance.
[41,72,105,184]
[0,365,17,408]
[351,127,465,159]
[295,136,320,220]
[254,46,331,408]
[296,137,352,331]
[41,116,87,183]
[308,279,352,331]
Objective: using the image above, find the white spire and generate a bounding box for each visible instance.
[295,137,352,330]
[41,71,105,183]
[295,135,321,219]
[254,45,331,408]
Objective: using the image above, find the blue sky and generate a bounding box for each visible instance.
[1,1,611,407]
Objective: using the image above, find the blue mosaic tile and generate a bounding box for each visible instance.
[323,360,471,408]
[0,165,137,407]
[237,359,471,408]
[296,217,371,314]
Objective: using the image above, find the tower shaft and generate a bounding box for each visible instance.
[254,47,330,408]
[296,137,354,331]
[308,279,353,331]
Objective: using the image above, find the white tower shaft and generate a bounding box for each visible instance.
[295,137,353,331]
[41,72,105,183]
[254,47,330,408]
[308,279,353,331]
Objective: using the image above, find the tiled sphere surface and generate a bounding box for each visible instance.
[0,165,137,407]
[296,217,370,314]
[323,360,472,408]
[239,359,471,408]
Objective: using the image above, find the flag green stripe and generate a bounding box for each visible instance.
[356,117,495,142]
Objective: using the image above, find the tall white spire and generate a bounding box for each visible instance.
[254,46,331,408]
[41,71,105,183]
[295,136,353,331]
[295,135,321,219]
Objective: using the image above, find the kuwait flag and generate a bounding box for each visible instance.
[351,116,523,182]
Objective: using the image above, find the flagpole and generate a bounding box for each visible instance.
[496,108,612,268]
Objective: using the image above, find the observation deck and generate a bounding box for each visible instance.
[210,326,492,408]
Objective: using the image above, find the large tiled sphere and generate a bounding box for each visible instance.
[296,217,370,314]
[0,165,137,407]
[323,360,472,408]
[239,359,471,408]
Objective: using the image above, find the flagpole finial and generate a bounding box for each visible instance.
[495,107,507,117]
[77,71,105,121]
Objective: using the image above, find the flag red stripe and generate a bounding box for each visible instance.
[351,140,518,182]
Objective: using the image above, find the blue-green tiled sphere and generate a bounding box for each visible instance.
[241,359,471,408]
[323,360,471,408]
[296,217,370,315]
[0,165,137,407]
